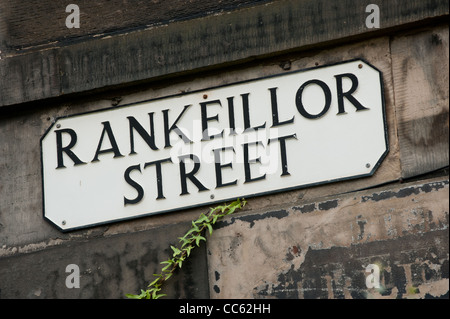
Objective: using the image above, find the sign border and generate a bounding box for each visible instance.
[40,58,389,232]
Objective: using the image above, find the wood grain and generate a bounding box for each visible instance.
[1,0,448,108]
[391,25,449,178]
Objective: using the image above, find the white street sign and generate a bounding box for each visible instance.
[41,59,388,231]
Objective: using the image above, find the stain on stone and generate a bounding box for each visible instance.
[253,230,448,299]
[215,271,220,281]
[431,33,442,46]
[241,209,289,228]
[411,263,425,287]
[425,291,449,299]
[216,209,289,229]
[285,245,301,262]
[442,260,449,279]
[400,110,449,151]
[293,203,316,214]
[421,180,448,193]
[362,188,417,202]
[361,181,448,202]
[213,285,220,293]
[357,218,367,240]
[111,96,122,106]
[391,263,407,297]
[318,199,338,211]
[214,218,234,229]
[424,263,439,281]
[285,251,294,261]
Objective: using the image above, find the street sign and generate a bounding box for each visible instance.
[41,59,388,231]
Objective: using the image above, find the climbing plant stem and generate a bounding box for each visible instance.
[126,198,246,299]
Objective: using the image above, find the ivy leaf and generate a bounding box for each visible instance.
[215,205,225,213]
[148,276,162,288]
[160,259,173,266]
[206,223,213,235]
[195,235,206,247]
[131,289,150,299]
[161,263,172,272]
[178,236,188,243]
[126,199,246,299]
[164,273,173,281]
[209,207,219,216]
[196,213,209,224]
[179,236,193,248]
[184,227,198,239]
[185,245,193,257]
[191,221,200,232]
[170,245,182,257]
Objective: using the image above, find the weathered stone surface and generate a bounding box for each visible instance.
[0,222,209,298]
[207,177,449,299]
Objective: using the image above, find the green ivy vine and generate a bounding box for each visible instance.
[126,198,246,299]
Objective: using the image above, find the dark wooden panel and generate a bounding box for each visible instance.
[1,0,448,107]
[0,0,271,51]
[391,25,449,178]
[0,49,60,105]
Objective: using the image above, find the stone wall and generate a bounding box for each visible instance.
[0,0,448,299]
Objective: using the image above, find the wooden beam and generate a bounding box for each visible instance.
[391,25,449,178]
[1,0,448,108]
[0,0,271,52]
